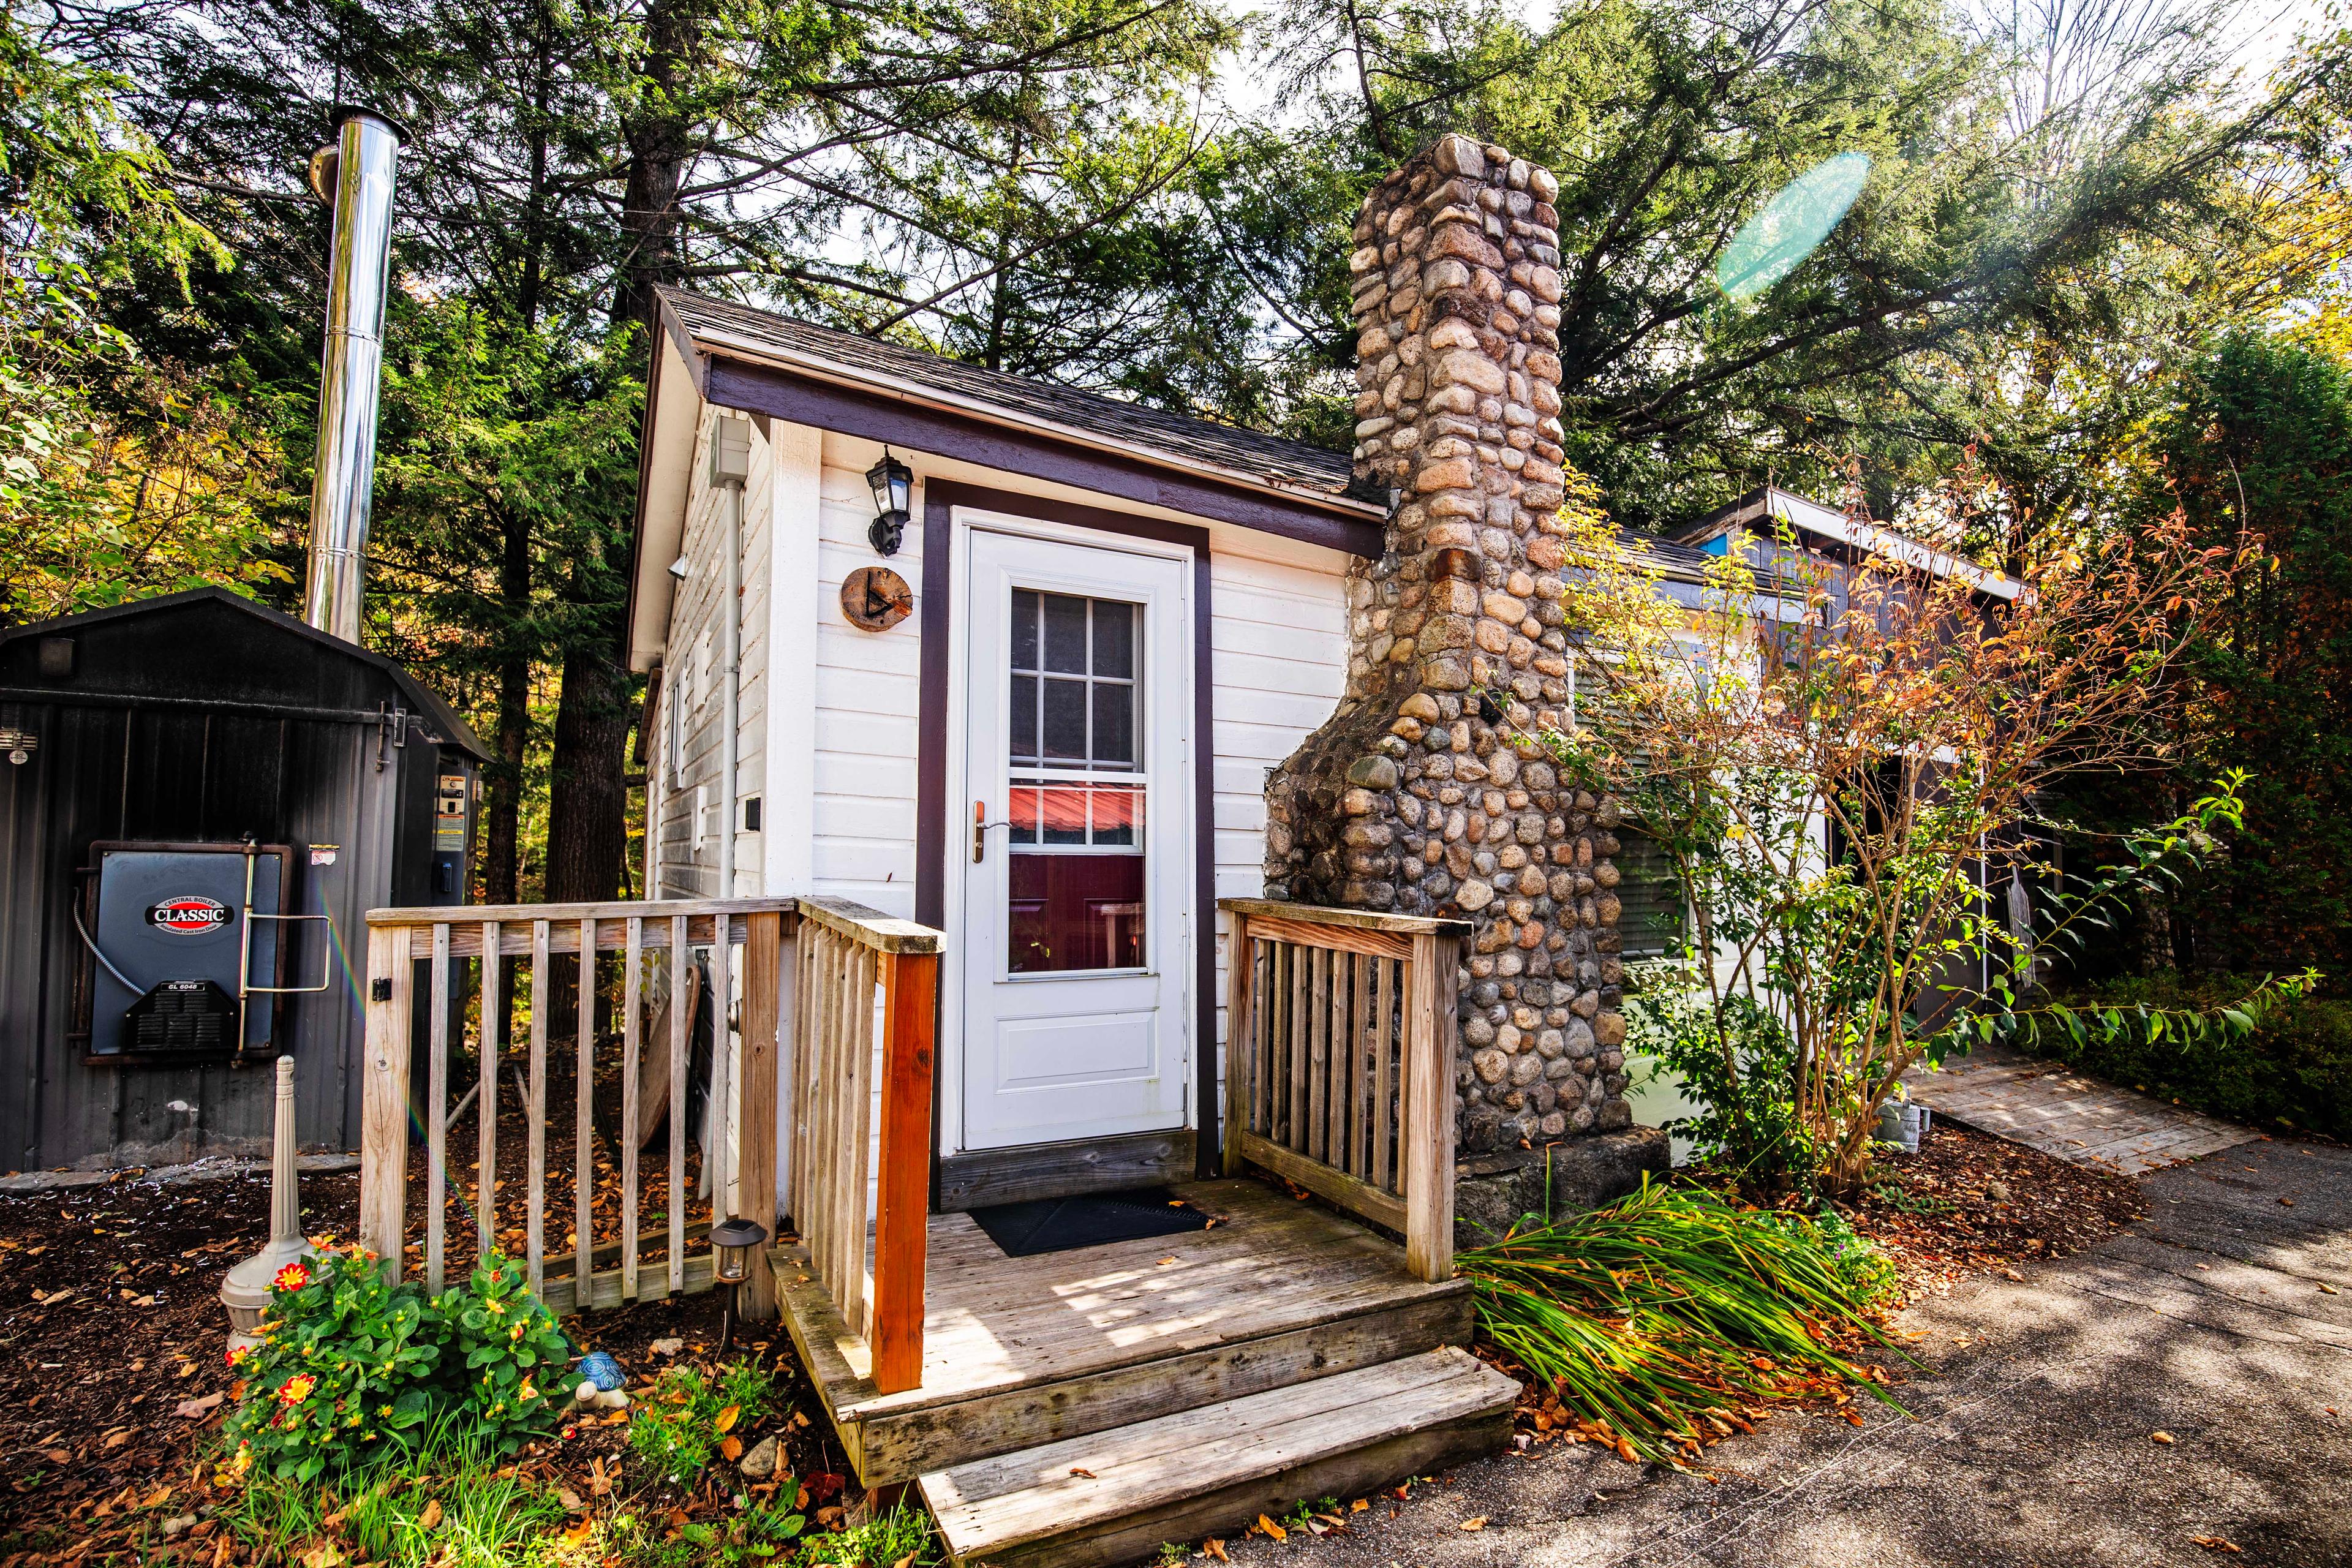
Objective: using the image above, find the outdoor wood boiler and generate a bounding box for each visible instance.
[0,106,485,1170]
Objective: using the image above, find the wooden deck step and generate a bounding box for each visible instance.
[918,1346,1520,1568]
[772,1180,1473,1486]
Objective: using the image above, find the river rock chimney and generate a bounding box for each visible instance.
[1263,134,1630,1155]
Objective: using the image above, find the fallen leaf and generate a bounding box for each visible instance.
[1069,1467,1096,1479]
[104,1430,131,1449]
[1204,1541,1227,1562]
[2152,1431,2176,1445]
[559,1488,584,1512]
[720,1436,743,1462]
[2319,1283,2339,1295]
[1459,1517,1487,1531]
[417,1500,442,1531]
[1257,1514,1287,1542]
[176,1392,227,1420]
[300,1544,345,1568]
[561,1517,594,1546]
[1351,1499,1370,1513]
[715,1404,741,1434]
[2189,1536,2243,1554]
[43,1449,69,1464]
[2280,1197,2296,1207]
[1615,1436,1640,1464]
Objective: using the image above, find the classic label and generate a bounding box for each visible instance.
[148,896,230,935]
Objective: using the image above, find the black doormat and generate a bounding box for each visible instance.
[967,1186,1212,1258]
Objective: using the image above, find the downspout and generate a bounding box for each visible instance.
[301,107,408,641]
[706,415,750,1208]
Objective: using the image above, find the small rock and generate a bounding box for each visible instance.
[737,1434,782,1480]
[1983,1179,2010,1202]
[162,1515,199,1538]
[650,1337,684,1357]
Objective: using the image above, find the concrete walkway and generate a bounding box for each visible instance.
[1213,1137,2352,1568]
[1901,1044,2258,1175]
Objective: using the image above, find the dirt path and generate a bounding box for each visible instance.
[1218,1136,2351,1568]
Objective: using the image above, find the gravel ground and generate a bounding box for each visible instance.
[1214,1135,2352,1568]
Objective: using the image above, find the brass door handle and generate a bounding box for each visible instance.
[971,802,1014,862]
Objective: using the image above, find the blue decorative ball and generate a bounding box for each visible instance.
[578,1351,625,1392]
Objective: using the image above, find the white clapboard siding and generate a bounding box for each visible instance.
[655,409,776,900]
[1207,529,1351,1096]
[810,449,923,919]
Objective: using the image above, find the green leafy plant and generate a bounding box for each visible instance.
[628,1361,774,1483]
[609,1488,806,1568]
[1626,968,1825,1196]
[1460,1179,1902,1464]
[445,1252,578,1453]
[222,1247,578,1481]
[218,1419,576,1568]
[796,1498,938,1567]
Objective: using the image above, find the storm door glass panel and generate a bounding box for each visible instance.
[1006,590,1144,973]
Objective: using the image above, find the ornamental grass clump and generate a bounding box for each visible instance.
[1459,1179,1903,1464]
[221,1246,578,1482]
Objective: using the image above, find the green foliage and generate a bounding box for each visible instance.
[1460,1180,1902,1464]
[2132,332,2352,974]
[223,1248,577,1482]
[2029,973,2352,1139]
[0,4,276,623]
[794,1499,938,1568]
[219,1422,575,1568]
[609,1490,807,1568]
[1626,967,1825,1194]
[627,1361,774,1483]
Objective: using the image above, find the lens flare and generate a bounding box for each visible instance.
[1716,152,1871,302]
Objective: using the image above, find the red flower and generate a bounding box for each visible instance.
[273,1261,312,1292]
[277,1373,317,1406]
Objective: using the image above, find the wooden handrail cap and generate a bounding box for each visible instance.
[1217,897,1471,940]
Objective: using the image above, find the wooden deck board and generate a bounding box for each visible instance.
[919,1347,1518,1568]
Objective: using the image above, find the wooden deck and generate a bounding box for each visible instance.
[771,1179,1482,1487]
[771,1176,1515,1566]
[1903,1046,2259,1175]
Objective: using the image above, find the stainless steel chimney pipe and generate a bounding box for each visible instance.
[301,107,407,643]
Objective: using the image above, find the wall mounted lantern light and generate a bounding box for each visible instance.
[865,449,913,557]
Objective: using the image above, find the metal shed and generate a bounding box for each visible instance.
[0,587,488,1171]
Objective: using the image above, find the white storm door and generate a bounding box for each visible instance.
[960,528,1192,1152]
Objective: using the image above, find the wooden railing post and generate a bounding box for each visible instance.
[359,923,415,1278]
[1221,911,1251,1178]
[1401,930,1458,1284]
[737,910,784,1320]
[871,947,938,1395]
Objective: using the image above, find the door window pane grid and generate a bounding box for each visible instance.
[1009,590,1137,769]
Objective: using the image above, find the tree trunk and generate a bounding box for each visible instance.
[609,0,699,334]
[483,511,533,905]
[545,633,633,903]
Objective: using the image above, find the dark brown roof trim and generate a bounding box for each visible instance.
[698,355,1385,559]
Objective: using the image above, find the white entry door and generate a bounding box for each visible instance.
[960,527,1192,1151]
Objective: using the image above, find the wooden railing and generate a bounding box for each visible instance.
[357,895,940,1388]
[786,899,939,1393]
[1218,899,1466,1283]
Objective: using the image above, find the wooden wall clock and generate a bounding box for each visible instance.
[840,565,913,632]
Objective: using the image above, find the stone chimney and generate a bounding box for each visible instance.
[1263,134,1630,1155]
